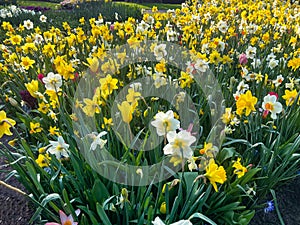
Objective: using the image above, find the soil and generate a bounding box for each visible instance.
[0,134,300,225]
[0,134,35,225]
[249,177,300,225]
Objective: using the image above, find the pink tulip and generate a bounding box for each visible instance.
[239,53,248,65]
[45,209,80,225]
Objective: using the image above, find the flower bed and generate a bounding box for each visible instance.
[0,0,299,224]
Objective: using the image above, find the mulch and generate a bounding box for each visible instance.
[1,133,300,224]
[0,157,34,224]
[0,134,35,225]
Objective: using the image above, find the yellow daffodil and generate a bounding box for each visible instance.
[0,111,16,138]
[99,74,118,96]
[236,90,257,116]
[30,122,43,134]
[35,154,51,168]
[10,34,22,45]
[287,58,300,71]
[20,56,35,70]
[38,102,50,114]
[126,88,141,104]
[160,202,166,214]
[205,159,227,192]
[282,89,299,106]
[221,108,234,124]
[118,101,135,124]
[83,97,101,117]
[25,80,39,98]
[49,126,60,136]
[232,158,247,178]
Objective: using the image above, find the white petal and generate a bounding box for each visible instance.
[171,220,192,225]
[273,102,282,113]
[166,131,177,142]
[152,217,165,225]
[163,144,174,155]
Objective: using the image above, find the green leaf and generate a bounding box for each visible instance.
[25,161,44,193]
[238,210,255,225]
[217,147,236,163]
[189,212,217,225]
[29,193,62,223]
[96,203,113,225]
[62,189,75,215]
[180,172,198,195]
[92,179,110,203]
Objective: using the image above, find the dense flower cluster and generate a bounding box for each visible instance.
[0,0,299,224]
[0,5,40,19]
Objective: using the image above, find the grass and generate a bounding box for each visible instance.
[16,1,181,11]
[17,0,59,9]
[109,1,181,10]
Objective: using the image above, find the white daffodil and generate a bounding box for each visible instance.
[23,19,33,30]
[251,58,261,69]
[217,20,228,33]
[153,72,167,88]
[154,44,167,61]
[237,80,249,93]
[167,29,177,42]
[42,72,62,91]
[136,20,150,33]
[195,59,209,73]
[163,130,196,159]
[273,75,284,87]
[90,131,107,151]
[245,46,257,59]
[39,15,47,23]
[268,58,279,69]
[47,136,69,159]
[151,110,180,136]
[152,217,192,225]
[262,94,283,119]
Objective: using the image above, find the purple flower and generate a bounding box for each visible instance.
[20,90,37,109]
[264,200,275,213]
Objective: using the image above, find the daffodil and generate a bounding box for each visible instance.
[20,56,35,70]
[151,110,180,136]
[49,126,60,136]
[86,57,99,73]
[221,108,234,124]
[82,97,101,117]
[126,88,141,104]
[0,111,16,138]
[163,130,196,159]
[25,80,39,98]
[282,89,299,106]
[262,94,282,119]
[118,101,135,124]
[232,158,247,178]
[205,159,227,192]
[99,74,118,96]
[153,44,167,61]
[287,57,300,71]
[199,142,217,157]
[29,122,43,134]
[42,72,62,91]
[89,131,107,151]
[236,90,257,116]
[46,136,69,160]
[35,154,51,168]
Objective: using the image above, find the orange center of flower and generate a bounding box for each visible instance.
[265,102,274,111]
[63,220,72,225]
